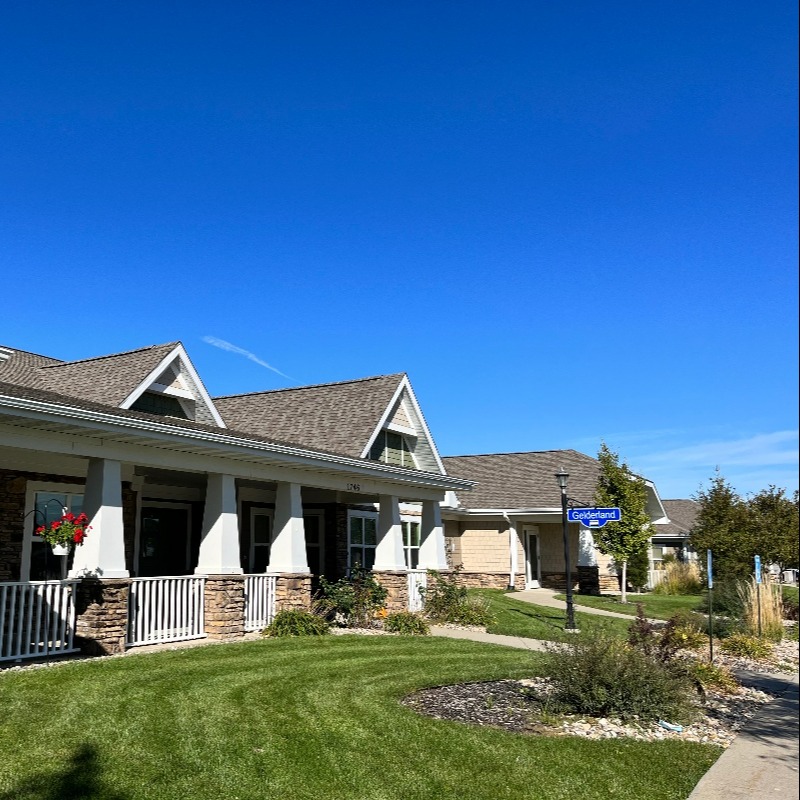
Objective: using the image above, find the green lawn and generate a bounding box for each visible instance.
[553,592,704,620]
[474,589,633,639]
[0,637,719,800]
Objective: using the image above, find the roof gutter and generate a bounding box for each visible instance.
[0,393,474,492]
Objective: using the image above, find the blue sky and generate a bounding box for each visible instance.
[2,1,797,500]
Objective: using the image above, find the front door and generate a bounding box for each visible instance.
[524,527,541,589]
[138,505,191,577]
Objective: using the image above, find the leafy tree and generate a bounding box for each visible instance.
[593,443,655,603]
[689,471,753,582]
[746,487,799,577]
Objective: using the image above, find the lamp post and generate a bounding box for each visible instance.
[555,468,577,631]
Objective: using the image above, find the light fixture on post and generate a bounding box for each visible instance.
[555,468,577,631]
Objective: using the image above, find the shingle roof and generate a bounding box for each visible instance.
[656,499,699,537]
[0,346,62,388]
[0,342,179,406]
[442,450,601,509]
[214,374,405,458]
[37,343,179,406]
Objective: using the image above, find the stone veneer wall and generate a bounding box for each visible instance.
[454,571,525,590]
[74,578,130,655]
[274,574,312,611]
[204,575,245,640]
[374,571,408,612]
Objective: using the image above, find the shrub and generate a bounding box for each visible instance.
[781,591,799,621]
[384,612,429,636]
[697,576,744,617]
[263,609,329,637]
[720,633,773,660]
[422,568,494,626]
[316,567,388,628]
[541,632,699,723]
[688,661,738,693]
[652,561,702,596]
[665,610,707,650]
[737,577,784,641]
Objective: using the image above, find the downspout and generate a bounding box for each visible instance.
[503,512,518,591]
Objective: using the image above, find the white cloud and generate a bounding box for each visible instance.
[202,336,291,379]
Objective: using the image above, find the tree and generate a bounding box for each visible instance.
[593,443,655,603]
[689,471,752,582]
[746,487,799,578]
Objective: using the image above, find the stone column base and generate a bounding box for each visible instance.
[204,575,245,640]
[274,573,312,612]
[577,566,601,596]
[373,570,408,612]
[75,578,130,656]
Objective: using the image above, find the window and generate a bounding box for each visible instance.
[249,510,273,573]
[130,391,190,419]
[402,519,420,569]
[348,512,377,570]
[26,489,84,581]
[369,431,416,468]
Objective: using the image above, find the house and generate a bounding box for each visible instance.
[440,450,669,594]
[0,341,471,662]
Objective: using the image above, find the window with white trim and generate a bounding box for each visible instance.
[402,519,421,569]
[348,511,377,570]
[369,431,416,468]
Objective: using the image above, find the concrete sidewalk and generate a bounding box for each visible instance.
[512,587,662,623]
[687,670,799,800]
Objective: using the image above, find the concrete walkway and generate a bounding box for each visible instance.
[430,602,799,800]
[513,587,662,623]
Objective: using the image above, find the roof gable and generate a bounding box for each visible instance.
[214,374,405,458]
[361,376,447,474]
[119,343,226,428]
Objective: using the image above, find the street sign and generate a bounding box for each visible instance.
[707,550,713,589]
[754,555,762,584]
[567,507,621,527]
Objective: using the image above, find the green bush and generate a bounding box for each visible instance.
[541,632,699,723]
[688,660,738,693]
[781,592,798,621]
[697,576,744,617]
[384,612,429,636]
[263,609,329,637]
[720,633,773,660]
[422,568,494,626]
[316,567,388,628]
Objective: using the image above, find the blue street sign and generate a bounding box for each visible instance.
[707,550,713,589]
[567,507,622,527]
[754,555,762,584]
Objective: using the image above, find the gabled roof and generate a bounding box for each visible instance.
[443,450,601,509]
[214,374,406,459]
[38,343,179,406]
[655,499,700,537]
[0,342,226,428]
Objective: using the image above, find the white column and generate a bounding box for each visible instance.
[196,474,243,575]
[418,499,448,570]
[505,515,519,589]
[267,482,309,573]
[578,526,597,566]
[373,495,406,571]
[70,458,129,579]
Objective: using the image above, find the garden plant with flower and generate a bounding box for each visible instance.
[36,512,90,548]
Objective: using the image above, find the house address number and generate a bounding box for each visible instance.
[346,482,362,492]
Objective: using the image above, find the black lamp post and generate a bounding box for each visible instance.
[555,468,577,631]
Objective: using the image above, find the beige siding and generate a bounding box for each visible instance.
[455,522,509,572]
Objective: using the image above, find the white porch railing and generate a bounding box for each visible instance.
[127,576,206,647]
[407,570,427,612]
[648,569,666,589]
[0,580,79,662]
[244,574,277,632]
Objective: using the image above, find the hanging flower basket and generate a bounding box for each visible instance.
[35,512,90,555]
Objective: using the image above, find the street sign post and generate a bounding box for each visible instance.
[566,507,621,527]
[755,555,762,636]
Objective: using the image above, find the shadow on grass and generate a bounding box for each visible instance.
[0,743,127,800]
